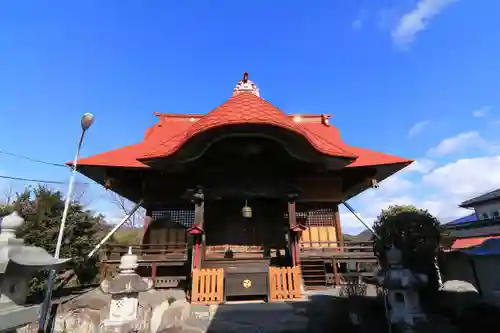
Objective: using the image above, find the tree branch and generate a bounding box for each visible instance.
[108,192,144,228]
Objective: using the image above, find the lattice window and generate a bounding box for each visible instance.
[115,298,125,309]
[284,207,336,227]
[306,208,335,227]
[151,209,194,227]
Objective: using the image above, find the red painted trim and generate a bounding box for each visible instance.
[294,238,301,265]
[452,235,500,249]
[187,225,204,235]
[290,223,307,232]
[193,240,199,269]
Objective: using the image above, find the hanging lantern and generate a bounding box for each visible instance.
[104,177,115,190]
[241,200,252,219]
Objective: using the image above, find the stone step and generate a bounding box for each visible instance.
[188,302,309,333]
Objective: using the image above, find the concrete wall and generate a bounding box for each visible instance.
[442,253,478,287]
[442,252,500,307]
[473,255,500,306]
[474,201,500,220]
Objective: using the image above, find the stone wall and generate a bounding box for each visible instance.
[17,289,197,333]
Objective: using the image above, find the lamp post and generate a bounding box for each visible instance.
[38,113,94,333]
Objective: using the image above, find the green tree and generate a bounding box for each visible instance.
[1,185,109,297]
[372,204,442,307]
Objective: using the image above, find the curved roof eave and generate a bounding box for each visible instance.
[137,93,357,161]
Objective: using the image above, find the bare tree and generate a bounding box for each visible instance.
[108,192,145,228]
[72,181,90,204]
[1,182,15,205]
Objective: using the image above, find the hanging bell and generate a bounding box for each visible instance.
[241,200,252,219]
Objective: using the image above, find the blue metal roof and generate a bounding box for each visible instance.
[446,214,477,226]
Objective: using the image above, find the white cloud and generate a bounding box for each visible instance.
[427,131,489,156]
[352,8,368,31]
[376,175,414,195]
[408,120,430,138]
[403,158,437,174]
[391,0,457,47]
[343,154,500,235]
[341,129,500,234]
[340,212,377,235]
[422,156,500,197]
[472,106,491,118]
[352,19,363,30]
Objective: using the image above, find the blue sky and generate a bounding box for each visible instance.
[1,0,500,233]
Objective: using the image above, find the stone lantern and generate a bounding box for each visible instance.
[100,247,153,333]
[0,212,71,332]
[376,245,427,332]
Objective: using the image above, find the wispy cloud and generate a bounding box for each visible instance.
[403,158,437,174]
[472,105,491,118]
[427,131,489,156]
[352,8,368,31]
[408,120,430,138]
[352,19,363,30]
[391,0,457,48]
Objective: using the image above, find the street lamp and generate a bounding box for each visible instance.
[38,113,95,332]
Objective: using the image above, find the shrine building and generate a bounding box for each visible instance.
[75,73,413,303]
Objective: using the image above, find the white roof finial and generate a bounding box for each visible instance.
[233,72,261,97]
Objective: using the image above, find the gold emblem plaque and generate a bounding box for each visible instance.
[242,279,252,288]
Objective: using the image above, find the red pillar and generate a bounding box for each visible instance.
[193,238,200,269]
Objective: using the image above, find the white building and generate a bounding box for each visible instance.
[442,189,500,244]
[460,188,500,221]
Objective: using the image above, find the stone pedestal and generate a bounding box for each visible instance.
[376,246,427,332]
[0,303,40,333]
[100,247,153,333]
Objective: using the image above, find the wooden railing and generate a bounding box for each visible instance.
[268,266,302,301]
[100,243,189,262]
[191,268,224,304]
[205,245,268,259]
[299,241,373,253]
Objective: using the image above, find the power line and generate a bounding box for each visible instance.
[0,149,97,185]
[0,175,91,185]
[0,149,69,168]
[0,175,67,184]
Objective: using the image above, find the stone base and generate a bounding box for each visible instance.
[100,319,138,333]
[0,303,40,333]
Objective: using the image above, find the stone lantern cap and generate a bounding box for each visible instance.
[0,212,71,274]
[386,245,403,267]
[100,247,153,295]
[379,270,428,290]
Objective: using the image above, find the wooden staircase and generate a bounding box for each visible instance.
[300,259,326,289]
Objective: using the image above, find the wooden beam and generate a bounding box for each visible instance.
[288,197,300,266]
[333,205,344,251]
[296,174,343,202]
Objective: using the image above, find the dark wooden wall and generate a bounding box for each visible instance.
[142,212,190,245]
[204,199,287,249]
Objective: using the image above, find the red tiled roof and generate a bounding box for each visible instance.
[343,146,413,167]
[139,93,356,160]
[451,236,500,250]
[77,143,149,168]
[74,93,413,169]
